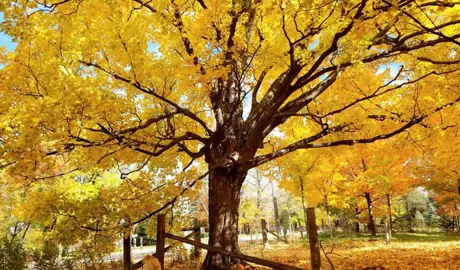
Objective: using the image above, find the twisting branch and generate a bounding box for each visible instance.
[79,60,213,136]
[417,57,460,65]
[57,170,209,232]
[130,170,208,225]
[196,0,207,10]
[297,67,459,121]
[132,0,206,73]
[264,71,338,136]
[320,240,336,270]
[292,0,368,90]
[398,2,460,46]
[0,161,15,170]
[247,95,460,168]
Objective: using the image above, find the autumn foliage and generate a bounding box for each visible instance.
[0,0,460,269]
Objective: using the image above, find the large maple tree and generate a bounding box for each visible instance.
[1,0,460,269]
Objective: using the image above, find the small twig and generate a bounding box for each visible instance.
[320,240,336,270]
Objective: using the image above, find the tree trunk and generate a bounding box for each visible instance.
[202,166,247,269]
[300,176,308,236]
[454,205,459,233]
[283,226,287,239]
[271,182,281,235]
[22,222,30,240]
[457,180,460,232]
[123,234,132,270]
[405,196,413,232]
[354,205,360,233]
[297,217,304,238]
[252,170,262,241]
[287,198,293,235]
[324,196,333,237]
[364,192,376,237]
[261,219,268,248]
[457,179,460,196]
[386,193,393,236]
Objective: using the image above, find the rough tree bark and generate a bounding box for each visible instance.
[364,192,376,237]
[123,235,132,270]
[202,167,248,269]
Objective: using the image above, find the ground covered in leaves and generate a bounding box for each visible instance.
[169,233,460,270]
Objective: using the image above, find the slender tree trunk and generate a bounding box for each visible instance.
[297,217,304,238]
[405,196,413,232]
[457,179,460,196]
[287,198,292,235]
[252,170,262,241]
[271,182,281,235]
[202,166,247,269]
[454,205,459,233]
[386,193,393,236]
[22,222,30,240]
[364,192,376,237]
[453,215,457,232]
[457,180,460,232]
[452,207,457,232]
[123,234,132,270]
[324,196,333,236]
[10,222,19,244]
[300,176,308,236]
[355,206,360,233]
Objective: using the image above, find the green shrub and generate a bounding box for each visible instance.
[33,241,61,270]
[0,237,27,270]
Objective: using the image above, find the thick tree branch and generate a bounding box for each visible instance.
[298,25,460,89]
[298,68,459,120]
[247,96,460,168]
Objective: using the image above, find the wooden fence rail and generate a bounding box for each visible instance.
[132,231,195,269]
[154,207,321,270]
[164,232,303,270]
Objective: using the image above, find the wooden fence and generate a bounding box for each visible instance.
[154,207,321,270]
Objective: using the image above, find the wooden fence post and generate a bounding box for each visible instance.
[307,208,321,270]
[157,214,165,270]
[261,219,268,248]
[193,226,201,258]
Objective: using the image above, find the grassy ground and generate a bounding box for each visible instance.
[168,232,460,270]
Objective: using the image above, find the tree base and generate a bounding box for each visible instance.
[201,254,255,270]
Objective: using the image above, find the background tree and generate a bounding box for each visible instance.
[338,140,416,236]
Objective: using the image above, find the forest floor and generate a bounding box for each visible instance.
[168,232,460,270]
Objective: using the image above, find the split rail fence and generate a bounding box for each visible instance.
[154,207,321,270]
